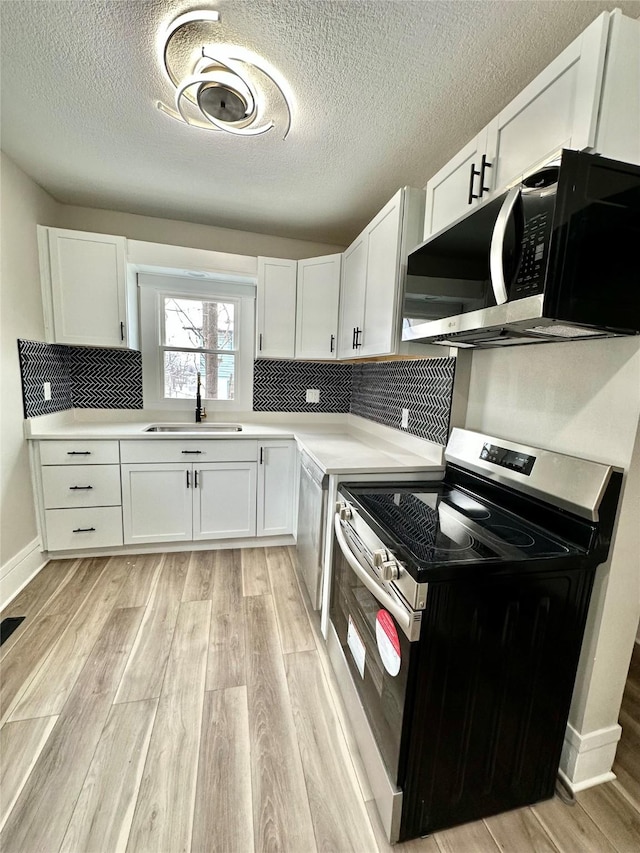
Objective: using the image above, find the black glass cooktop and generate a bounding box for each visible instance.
[349,484,582,570]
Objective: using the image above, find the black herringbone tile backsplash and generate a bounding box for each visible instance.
[254,357,455,444]
[19,340,455,446]
[253,359,353,413]
[18,340,143,417]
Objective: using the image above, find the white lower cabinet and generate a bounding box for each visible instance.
[45,507,123,551]
[257,440,296,536]
[121,461,257,545]
[37,439,124,551]
[36,437,296,552]
[193,462,257,540]
[121,462,193,544]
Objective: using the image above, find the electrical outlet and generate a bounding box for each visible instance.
[401,408,409,429]
[43,381,52,401]
[306,389,320,403]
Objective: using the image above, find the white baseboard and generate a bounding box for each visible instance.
[559,721,621,791]
[0,538,47,611]
[44,534,296,561]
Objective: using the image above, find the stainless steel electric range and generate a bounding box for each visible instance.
[327,428,622,843]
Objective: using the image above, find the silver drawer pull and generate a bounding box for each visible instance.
[69,485,93,490]
[72,527,96,533]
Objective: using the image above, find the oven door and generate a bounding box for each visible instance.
[328,514,420,840]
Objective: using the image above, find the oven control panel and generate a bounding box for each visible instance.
[480,442,536,476]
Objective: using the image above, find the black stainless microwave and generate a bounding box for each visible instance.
[403,150,640,348]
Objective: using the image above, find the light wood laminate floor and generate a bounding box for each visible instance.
[1,548,639,852]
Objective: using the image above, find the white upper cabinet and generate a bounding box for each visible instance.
[423,10,639,239]
[338,187,425,359]
[337,234,367,358]
[38,226,134,348]
[484,10,609,193]
[256,257,298,359]
[295,254,342,360]
[360,191,406,357]
[424,128,493,239]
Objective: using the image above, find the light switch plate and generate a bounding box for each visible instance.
[43,381,52,401]
[401,408,409,429]
[306,389,320,403]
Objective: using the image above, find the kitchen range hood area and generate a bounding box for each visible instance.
[2,4,640,852]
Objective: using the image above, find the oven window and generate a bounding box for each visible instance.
[329,543,414,782]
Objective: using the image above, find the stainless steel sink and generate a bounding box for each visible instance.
[144,423,243,433]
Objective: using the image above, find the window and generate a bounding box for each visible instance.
[139,273,255,411]
[162,295,236,401]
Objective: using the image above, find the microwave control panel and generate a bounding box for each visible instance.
[512,211,552,298]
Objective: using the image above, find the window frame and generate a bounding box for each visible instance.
[138,273,255,413]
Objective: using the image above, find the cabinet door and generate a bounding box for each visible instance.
[295,254,342,359]
[256,257,297,358]
[257,440,295,536]
[43,228,129,348]
[121,463,192,544]
[423,130,490,239]
[360,189,404,357]
[486,11,610,191]
[337,234,367,358]
[193,462,257,540]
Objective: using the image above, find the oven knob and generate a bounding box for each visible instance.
[380,560,400,582]
[373,549,400,581]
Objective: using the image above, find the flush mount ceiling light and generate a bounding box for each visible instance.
[156,9,292,139]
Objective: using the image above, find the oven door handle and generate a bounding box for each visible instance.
[334,514,413,635]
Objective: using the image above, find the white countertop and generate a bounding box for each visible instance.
[25,413,445,476]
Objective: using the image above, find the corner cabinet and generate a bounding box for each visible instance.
[257,439,296,536]
[37,226,136,349]
[423,9,639,239]
[257,254,342,361]
[256,257,298,358]
[338,187,425,359]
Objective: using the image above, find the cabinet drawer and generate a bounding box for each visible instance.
[44,506,123,551]
[120,439,258,464]
[41,465,121,509]
[40,440,120,465]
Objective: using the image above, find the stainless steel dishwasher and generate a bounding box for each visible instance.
[296,451,328,610]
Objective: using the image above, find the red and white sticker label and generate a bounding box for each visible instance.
[376,609,401,676]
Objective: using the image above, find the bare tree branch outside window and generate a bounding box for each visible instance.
[161,296,236,400]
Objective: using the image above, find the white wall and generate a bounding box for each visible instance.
[57,205,344,259]
[0,152,58,568]
[465,336,640,785]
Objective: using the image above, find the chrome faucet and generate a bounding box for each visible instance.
[195,372,206,422]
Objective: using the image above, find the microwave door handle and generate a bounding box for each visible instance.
[333,514,412,635]
[490,186,521,305]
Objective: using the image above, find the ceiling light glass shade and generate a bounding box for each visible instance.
[157,10,292,139]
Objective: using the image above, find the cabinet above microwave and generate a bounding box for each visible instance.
[402,150,640,349]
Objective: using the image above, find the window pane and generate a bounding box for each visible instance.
[163,298,235,350]
[163,351,235,400]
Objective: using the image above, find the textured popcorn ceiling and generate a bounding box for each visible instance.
[2,0,639,245]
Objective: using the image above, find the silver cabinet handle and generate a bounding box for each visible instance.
[490,186,521,306]
[333,514,413,637]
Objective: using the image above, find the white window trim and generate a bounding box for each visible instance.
[138,273,255,412]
